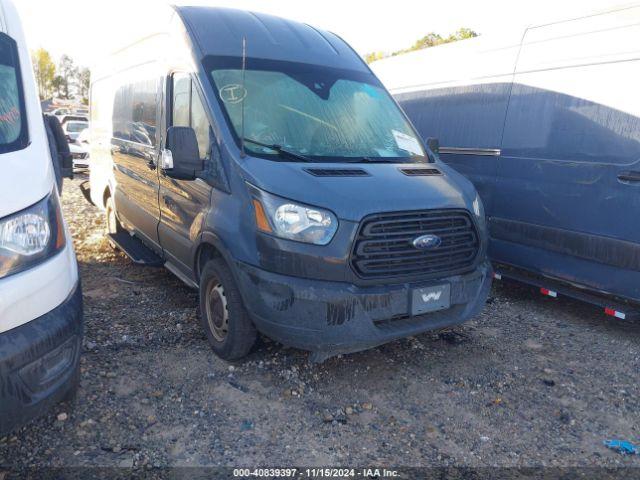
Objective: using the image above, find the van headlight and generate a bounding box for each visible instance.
[250,185,338,245]
[0,192,66,279]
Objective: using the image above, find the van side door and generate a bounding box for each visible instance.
[111,78,162,250]
[158,73,213,279]
[491,8,640,301]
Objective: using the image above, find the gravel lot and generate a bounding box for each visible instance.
[1,176,639,471]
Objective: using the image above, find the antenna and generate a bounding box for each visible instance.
[240,36,247,158]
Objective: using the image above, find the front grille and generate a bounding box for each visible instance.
[351,209,480,279]
[72,152,88,160]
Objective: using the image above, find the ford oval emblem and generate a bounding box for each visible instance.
[412,234,442,250]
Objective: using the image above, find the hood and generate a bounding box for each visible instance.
[0,144,54,218]
[238,158,478,222]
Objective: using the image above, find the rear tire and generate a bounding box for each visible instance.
[105,195,123,235]
[199,258,257,360]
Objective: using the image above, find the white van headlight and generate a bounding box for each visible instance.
[0,192,66,279]
[250,186,338,246]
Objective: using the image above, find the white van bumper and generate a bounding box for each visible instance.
[0,244,83,435]
[0,243,79,334]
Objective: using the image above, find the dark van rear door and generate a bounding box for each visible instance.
[491,11,640,301]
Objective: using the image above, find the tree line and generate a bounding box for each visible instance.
[31,48,90,104]
[365,28,479,64]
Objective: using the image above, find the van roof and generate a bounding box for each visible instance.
[175,6,368,72]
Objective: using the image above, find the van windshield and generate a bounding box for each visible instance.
[206,57,426,162]
[0,33,27,154]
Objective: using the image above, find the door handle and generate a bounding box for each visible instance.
[618,171,640,183]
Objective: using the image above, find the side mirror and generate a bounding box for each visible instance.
[163,126,203,181]
[426,137,440,155]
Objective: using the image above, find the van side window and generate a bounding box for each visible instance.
[191,90,210,160]
[172,74,190,128]
[113,79,158,147]
[171,73,212,160]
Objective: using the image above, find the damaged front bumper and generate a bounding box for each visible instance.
[235,261,492,361]
[0,282,83,436]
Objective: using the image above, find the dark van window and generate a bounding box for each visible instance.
[0,33,28,154]
[171,74,212,160]
[172,74,190,128]
[113,79,158,147]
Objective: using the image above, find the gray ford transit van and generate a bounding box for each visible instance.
[89,6,491,361]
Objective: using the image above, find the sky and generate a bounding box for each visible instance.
[15,0,631,67]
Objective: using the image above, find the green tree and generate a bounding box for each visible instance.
[445,28,479,43]
[364,51,385,64]
[57,54,78,99]
[364,27,479,64]
[31,48,56,100]
[410,33,445,50]
[77,67,91,105]
[52,75,65,98]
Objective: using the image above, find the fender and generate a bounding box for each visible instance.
[192,231,235,282]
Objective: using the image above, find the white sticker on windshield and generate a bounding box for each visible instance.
[392,130,422,156]
[219,84,247,104]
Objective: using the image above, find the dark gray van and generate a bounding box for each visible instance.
[89,6,491,361]
[374,7,640,319]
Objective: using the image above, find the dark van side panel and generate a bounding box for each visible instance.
[395,82,511,215]
[111,77,162,249]
[385,8,640,307]
[493,77,640,302]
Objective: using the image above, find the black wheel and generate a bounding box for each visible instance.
[199,258,257,360]
[105,195,123,235]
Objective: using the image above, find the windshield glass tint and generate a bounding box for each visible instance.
[0,34,25,152]
[208,57,425,162]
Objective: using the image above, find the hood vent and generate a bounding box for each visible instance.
[304,168,370,177]
[399,167,442,176]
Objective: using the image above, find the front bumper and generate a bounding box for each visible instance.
[0,282,83,436]
[235,261,492,360]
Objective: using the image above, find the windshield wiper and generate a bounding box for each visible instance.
[243,138,312,162]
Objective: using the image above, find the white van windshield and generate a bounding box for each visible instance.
[206,57,427,163]
[0,33,26,154]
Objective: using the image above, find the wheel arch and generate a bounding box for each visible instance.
[194,232,234,283]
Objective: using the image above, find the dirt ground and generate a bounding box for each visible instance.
[1,176,639,472]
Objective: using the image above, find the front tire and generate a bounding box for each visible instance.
[199,258,257,360]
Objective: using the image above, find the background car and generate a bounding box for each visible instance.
[62,119,88,143]
[70,141,90,169]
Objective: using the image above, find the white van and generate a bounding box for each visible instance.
[0,0,82,435]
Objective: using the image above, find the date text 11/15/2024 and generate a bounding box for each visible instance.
[233,468,400,478]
